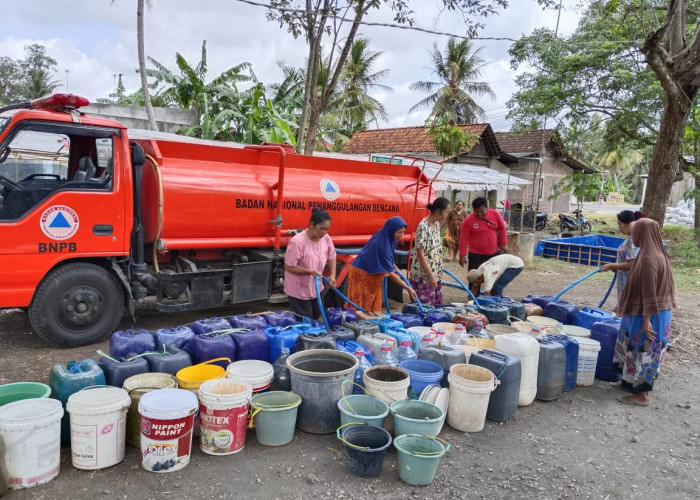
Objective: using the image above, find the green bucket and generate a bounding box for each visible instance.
[389,400,443,437]
[122,372,178,448]
[338,395,389,428]
[250,391,302,446]
[394,434,450,486]
[0,382,51,406]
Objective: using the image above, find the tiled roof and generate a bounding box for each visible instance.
[494,129,559,155]
[341,124,490,154]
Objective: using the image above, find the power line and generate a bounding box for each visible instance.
[231,0,639,46]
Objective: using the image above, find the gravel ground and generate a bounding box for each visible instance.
[1,259,698,500]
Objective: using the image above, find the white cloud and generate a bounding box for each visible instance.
[3,0,582,130]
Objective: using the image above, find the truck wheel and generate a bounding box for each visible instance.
[29,262,124,348]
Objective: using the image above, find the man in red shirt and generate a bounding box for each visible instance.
[459,197,509,272]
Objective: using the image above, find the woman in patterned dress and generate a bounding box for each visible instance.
[601,210,642,314]
[409,197,450,306]
[444,200,466,261]
[614,218,675,406]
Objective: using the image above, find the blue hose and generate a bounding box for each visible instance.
[441,268,480,307]
[393,269,425,314]
[315,275,330,329]
[598,271,617,308]
[321,276,367,313]
[552,267,602,302]
[334,248,363,255]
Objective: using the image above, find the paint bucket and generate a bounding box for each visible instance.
[138,388,198,473]
[287,349,358,434]
[249,391,302,446]
[122,373,177,448]
[337,423,392,478]
[225,360,274,393]
[362,366,410,405]
[0,382,51,406]
[337,394,389,428]
[393,434,450,486]
[389,399,444,436]
[0,398,63,489]
[198,379,252,455]
[175,357,230,437]
[65,386,130,470]
[447,364,499,432]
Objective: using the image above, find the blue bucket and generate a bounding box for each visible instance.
[399,359,443,400]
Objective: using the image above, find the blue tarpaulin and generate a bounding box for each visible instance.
[535,235,625,267]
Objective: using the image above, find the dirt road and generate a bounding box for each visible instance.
[1,259,698,500]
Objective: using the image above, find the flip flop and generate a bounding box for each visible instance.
[616,394,650,407]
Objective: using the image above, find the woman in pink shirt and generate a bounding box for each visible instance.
[284,208,337,320]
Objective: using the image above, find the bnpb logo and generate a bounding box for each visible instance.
[40,205,79,240]
[320,179,340,201]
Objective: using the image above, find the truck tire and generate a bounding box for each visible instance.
[29,262,124,348]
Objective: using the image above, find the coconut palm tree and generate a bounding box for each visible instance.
[409,38,494,124]
[337,38,391,135]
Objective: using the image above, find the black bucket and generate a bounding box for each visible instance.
[337,423,392,478]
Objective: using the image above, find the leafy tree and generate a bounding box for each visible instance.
[337,38,391,135]
[0,57,23,105]
[425,115,478,159]
[145,40,253,122]
[267,0,556,154]
[550,172,603,232]
[410,38,495,123]
[17,44,59,100]
[508,0,700,225]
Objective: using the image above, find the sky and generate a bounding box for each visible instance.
[1,0,582,131]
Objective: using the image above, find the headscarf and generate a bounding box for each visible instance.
[353,216,407,274]
[619,218,675,317]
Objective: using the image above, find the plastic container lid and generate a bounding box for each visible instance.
[563,325,592,338]
[431,322,456,332]
[226,360,274,385]
[66,386,131,415]
[138,388,198,419]
[526,316,560,327]
[0,398,63,430]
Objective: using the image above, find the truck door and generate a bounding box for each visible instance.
[0,122,127,311]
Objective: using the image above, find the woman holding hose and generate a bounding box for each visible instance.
[346,216,417,318]
[614,218,675,406]
[409,197,449,306]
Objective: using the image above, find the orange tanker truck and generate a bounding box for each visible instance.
[0,94,436,347]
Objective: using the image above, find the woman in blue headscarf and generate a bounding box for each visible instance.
[346,216,417,317]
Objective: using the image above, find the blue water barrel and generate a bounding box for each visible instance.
[261,310,296,327]
[399,359,444,399]
[418,346,466,387]
[328,325,356,342]
[469,349,521,421]
[336,340,373,364]
[186,333,236,368]
[477,304,510,325]
[535,338,566,401]
[576,307,614,331]
[344,321,380,337]
[545,335,579,391]
[153,326,195,351]
[228,314,268,329]
[368,316,404,332]
[590,319,622,382]
[109,329,155,359]
[389,313,424,328]
[522,295,555,309]
[143,347,192,375]
[190,317,231,335]
[266,326,302,362]
[422,309,451,326]
[230,328,269,361]
[98,356,149,388]
[497,298,526,320]
[545,300,579,325]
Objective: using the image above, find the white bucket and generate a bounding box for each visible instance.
[198,379,252,456]
[447,364,498,433]
[226,360,273,393]
[563,325,591,338]
[574,338,601,386]
[66,386,131,470]
[0,398,63,489]
[363,366,410,406]
[138,388,198,473]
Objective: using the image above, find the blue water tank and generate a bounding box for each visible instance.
[545,300,579,325]
[522,295,555,309]
[576,307,614,331]
[469,349,521,422]
[591,319,622,382]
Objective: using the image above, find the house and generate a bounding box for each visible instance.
[340,124,522,206]
[494,129,593,214]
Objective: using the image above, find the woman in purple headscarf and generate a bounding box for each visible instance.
[346,217,417,318]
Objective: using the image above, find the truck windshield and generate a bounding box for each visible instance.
[0,125,114,221]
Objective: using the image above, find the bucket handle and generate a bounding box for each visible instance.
[248,392,302,428]
[335,422,370,450]
[410,435,451,455]
[340,380,368,414]
[199,357,232,367]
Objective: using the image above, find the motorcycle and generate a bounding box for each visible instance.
[511,205,549,231]
[559,209,591,233]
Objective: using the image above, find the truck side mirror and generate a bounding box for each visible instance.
[130,142,145,166]
[0,146,11,163]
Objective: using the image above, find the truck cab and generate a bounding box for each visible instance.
[0,95,132,347]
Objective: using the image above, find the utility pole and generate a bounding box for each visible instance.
[65,70,70,93]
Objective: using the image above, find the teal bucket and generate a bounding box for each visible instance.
[0,382,51,406]
[250,391,302,446]
[394,434,450,486]
[389,400,443,437]
[338,395,389,428]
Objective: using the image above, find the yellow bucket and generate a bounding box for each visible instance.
[176,358,231,390]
